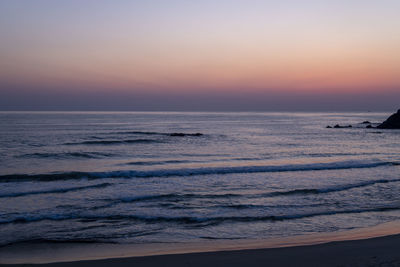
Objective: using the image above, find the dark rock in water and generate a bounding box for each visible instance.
[366,125,373,128]
[333,124,352,128]
[169,133,203,137]
[377,110,400,129]
[170,133,186,137]
[326,126,332,128]
[362,121,371,124]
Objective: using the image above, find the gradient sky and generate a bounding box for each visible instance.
[0,0,399,111]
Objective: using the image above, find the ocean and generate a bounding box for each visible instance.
[1,111,399,247]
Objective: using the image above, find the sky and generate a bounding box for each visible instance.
[0,0,399,111]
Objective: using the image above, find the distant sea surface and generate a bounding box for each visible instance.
[1,111,400,247]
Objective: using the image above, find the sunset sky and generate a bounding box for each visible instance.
[0,0,399,111]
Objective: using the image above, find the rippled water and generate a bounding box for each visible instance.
[0,111,399,246]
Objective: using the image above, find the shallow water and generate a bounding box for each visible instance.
[0,111,399,246]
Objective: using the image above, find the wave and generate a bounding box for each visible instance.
[304,152,385,158]
[125,160,192,166]
[115,131,203,137]
[16,152,114,159]
[1,177,396,201]
[266,178,400,197]
[64,139,162,145]
[96,178,400,207]
[0,238,112,248]
[0,160,397,182]
[126,157,264,166]
[116,131,160,135]
[116,193,241,203]
[2,206,399,225]
[0,183,112,198]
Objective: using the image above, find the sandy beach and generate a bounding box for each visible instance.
[1,233,400,267]
[1,221,400,267]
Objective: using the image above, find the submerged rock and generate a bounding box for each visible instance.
[377,110,400,129]
[169,133,203,137]
[333,124,352,128]
[362,121,371,124]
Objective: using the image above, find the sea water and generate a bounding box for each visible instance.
[0,111,399,246]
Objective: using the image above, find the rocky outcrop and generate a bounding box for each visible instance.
[377,110,400,129]
[326,124,352,128]
[333,124,352,128]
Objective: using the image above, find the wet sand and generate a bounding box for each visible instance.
[1,234,400,267]
[1,222,400,267]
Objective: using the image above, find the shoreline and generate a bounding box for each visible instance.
[5,234,400,267]
[1,220,400,265]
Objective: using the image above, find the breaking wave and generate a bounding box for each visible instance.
[0,160,397,182]
[0,183,112,198]
[96,178,400,205]
[2,206,399,225]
